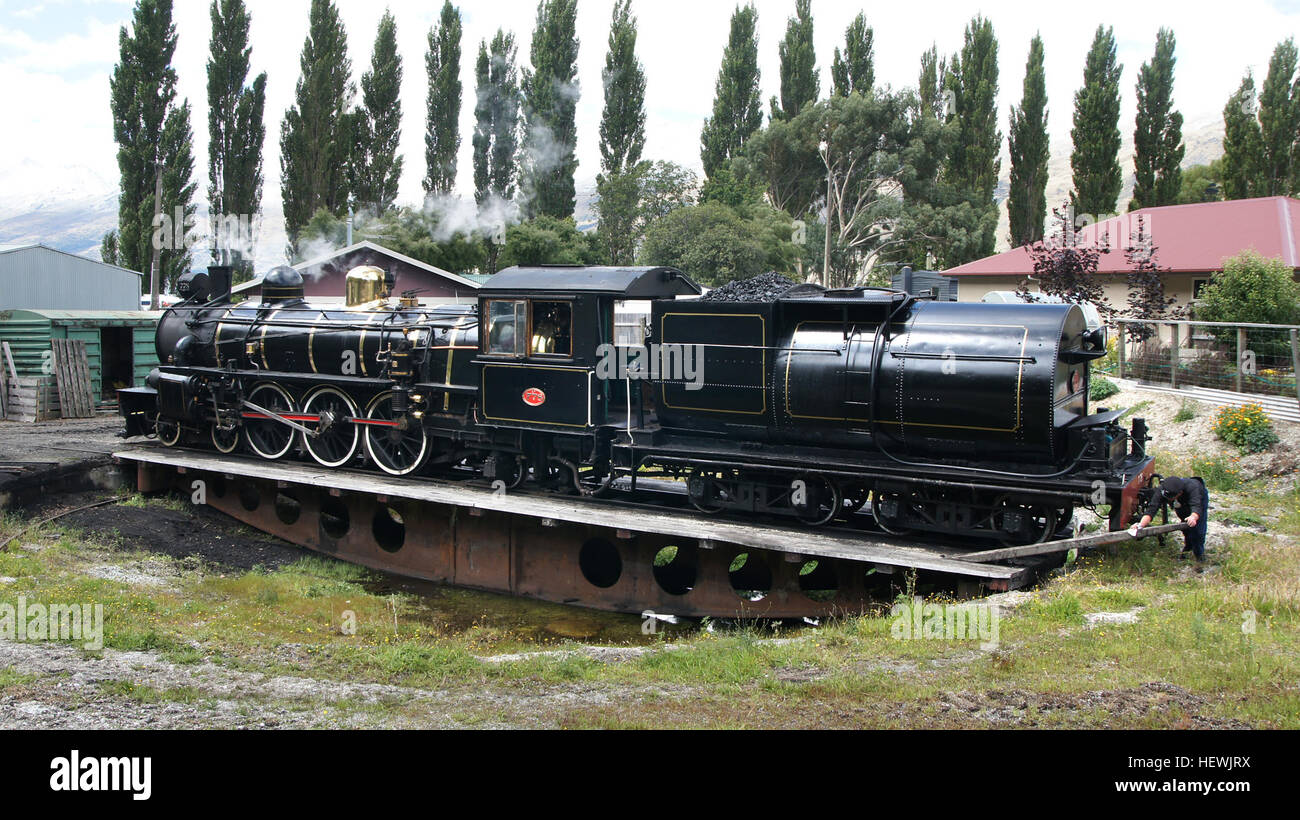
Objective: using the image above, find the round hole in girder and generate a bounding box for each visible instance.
[372,506,406,553]
[728,552,771,601]
[652,545,696,596]
[798,559,839,602]
[209,474,227,499]
[238,483,261,512]
[320,497,351,541]
[274,490,301,525]
[579,538,622,589]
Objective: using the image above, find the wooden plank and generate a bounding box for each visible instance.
[112,445,1026,583]
[2,341,17,382]
[50,339,94,418]
[954,521,1190,563]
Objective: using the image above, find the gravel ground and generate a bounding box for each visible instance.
[0,637,690,729]
[1105,381,1300,484]
[0,414,126,465]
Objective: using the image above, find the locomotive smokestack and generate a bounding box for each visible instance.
[901,266,914,294]
[207,265,232,303]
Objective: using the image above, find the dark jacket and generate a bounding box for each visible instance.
[1144,476,1208,520]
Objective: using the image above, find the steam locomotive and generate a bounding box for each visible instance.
[120,263,1157,545]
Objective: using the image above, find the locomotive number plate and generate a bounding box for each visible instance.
[522,388,547,407]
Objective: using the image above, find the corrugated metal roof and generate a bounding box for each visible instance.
[945,196,1300,277]
[0,245,145,311]
[2,308,161,322]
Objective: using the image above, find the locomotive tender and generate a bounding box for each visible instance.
[120,263,1156,545]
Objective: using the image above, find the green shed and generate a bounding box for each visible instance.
[0,309,160,411]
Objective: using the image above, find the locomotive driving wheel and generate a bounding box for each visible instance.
[154,415,183,447]
[243,382,298,460]
[210,420,240,454]
[362,391,430,476]
[301,386,360,468]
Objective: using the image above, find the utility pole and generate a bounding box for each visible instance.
[149,162,163,311]
[820,138,832,288]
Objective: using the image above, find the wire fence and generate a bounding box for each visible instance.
[1099,319,1300,400]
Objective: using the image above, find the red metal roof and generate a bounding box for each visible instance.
[945,196,1300,276]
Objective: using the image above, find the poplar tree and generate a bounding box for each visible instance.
[1259,37,1299,196]
[1222,74,1265,200]
[1008,35,1048,246]
[917,44,946,119]
[110,0,191,277]
[280,0,354,250]
[1070,26,1123,216]
[1130,28,1183,210]
[207,0,266,281]
[598,0,646,176]
[352,10,404,212]
[700,4,762,179]
[946,15,1001,260]
[472,31,521,205]
[773,0,818,119]
[423,1,463,196]
[831,12,873,97]
[521,0,580,219]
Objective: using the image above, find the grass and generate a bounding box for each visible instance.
[1173,401,1198,423]
[2,482,1298,728]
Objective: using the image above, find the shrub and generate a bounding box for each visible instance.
[1173,401,1197,422]
[1090,375,1120,401]
[1212,403,1280,454]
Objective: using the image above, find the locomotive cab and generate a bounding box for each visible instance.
[473,266,700,432]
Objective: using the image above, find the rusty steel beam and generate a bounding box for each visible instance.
[123,458,1034,618]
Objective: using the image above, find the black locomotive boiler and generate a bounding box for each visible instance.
[120,263,1156,545]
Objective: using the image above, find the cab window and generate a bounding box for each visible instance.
[530,301,573,356]
[486,300,526,355]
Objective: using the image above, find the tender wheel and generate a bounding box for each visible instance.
[993,499,1059,546]
[871,491,913,536]
[301,386,360,468]
[362,391,429,476]
[841,482,871,515]
[791,474,842,527]
[686,469,728,514]
[243,382,297,460]
[210,421,239,454]
[155,415,183,447]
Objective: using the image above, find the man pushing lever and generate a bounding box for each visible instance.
[1129,476,1209,571]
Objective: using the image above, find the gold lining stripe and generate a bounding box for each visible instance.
[443,323,460,411]
[783,321,868,422]
[260,309,280,370]
[659,312,767,416]
[480,363,591,428]
[214,308,233,367]
[359,313,377,376]
[308,319,319,374]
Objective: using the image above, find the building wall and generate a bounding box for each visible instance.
[0,247,142,311]
[955,272,1205,311]
[297,248,477,301]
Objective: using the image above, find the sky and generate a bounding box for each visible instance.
[0,0,1298,266]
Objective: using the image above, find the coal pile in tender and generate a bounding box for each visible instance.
[701,272,801,302]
